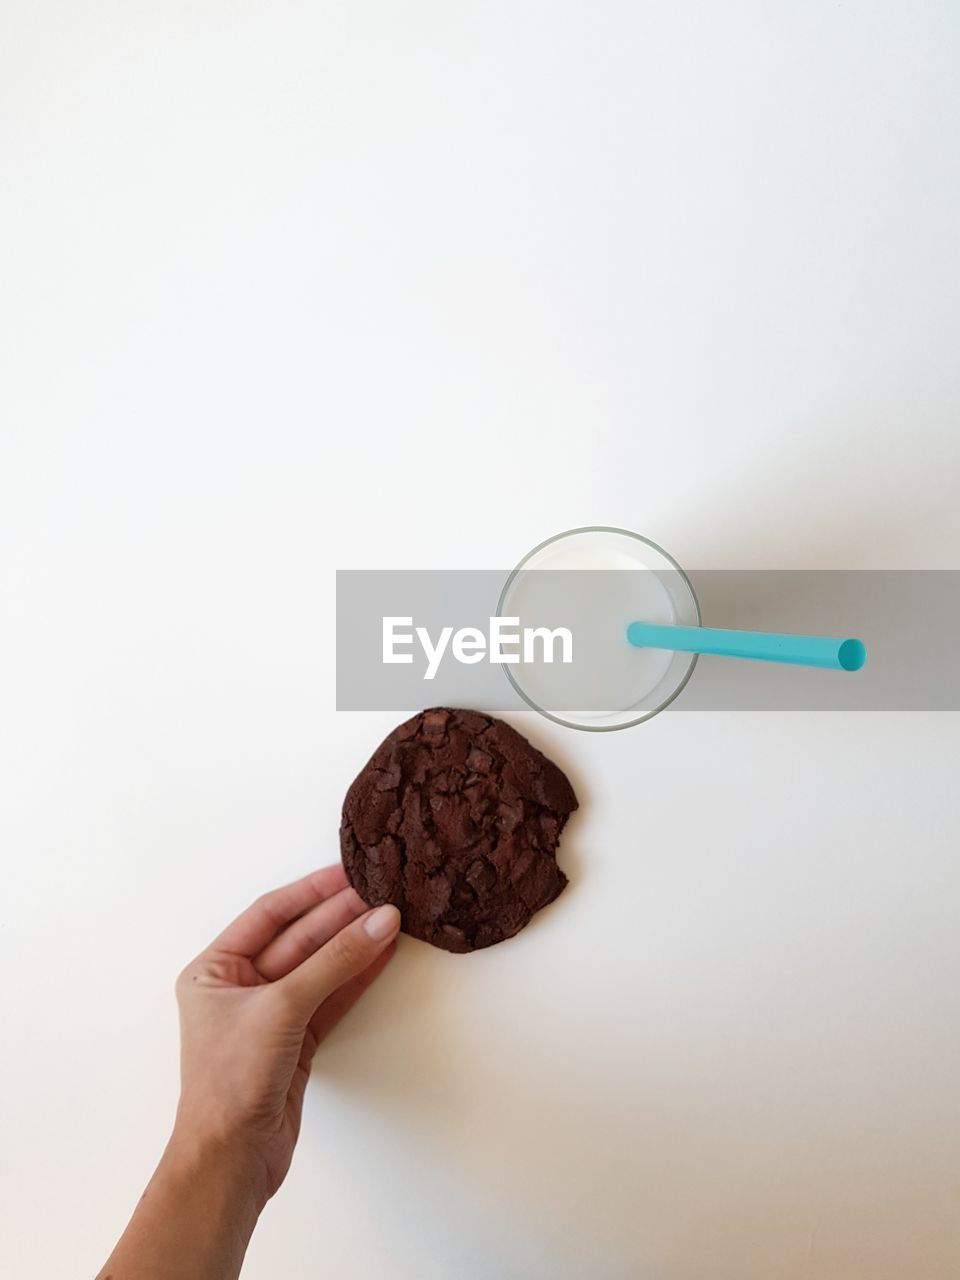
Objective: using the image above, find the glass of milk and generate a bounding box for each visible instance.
[497,527,700,730]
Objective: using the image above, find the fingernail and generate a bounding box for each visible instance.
[364,904,401,941]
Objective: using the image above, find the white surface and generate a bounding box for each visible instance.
[2,4,959,1277]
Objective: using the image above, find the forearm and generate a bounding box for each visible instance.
[98,1128,268,1280]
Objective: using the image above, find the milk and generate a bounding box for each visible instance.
[499,529,697,727]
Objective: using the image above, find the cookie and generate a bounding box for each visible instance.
[340,708,578,953]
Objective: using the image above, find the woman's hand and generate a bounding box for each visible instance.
[99,865,400,1280]
[174,863,400,1198]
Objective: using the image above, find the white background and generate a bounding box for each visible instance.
[2,3,959,1277]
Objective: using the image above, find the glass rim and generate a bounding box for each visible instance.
[496,526,702,732]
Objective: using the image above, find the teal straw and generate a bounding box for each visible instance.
[626,622,867,671]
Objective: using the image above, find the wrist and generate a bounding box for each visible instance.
[100,1125,269,1280]
[163,1123,271,1220]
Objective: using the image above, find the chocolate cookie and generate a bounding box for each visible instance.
[340,708,577,953]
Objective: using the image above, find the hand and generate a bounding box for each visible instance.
[172,864,401,1201]
[100,866,400,1280]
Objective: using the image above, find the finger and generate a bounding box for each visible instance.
[254,885,369,981]
[212,865,349,957]
[308,942,397,1047]
[276,904,401,1022]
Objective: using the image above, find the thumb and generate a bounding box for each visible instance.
[276,903,401,1021]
